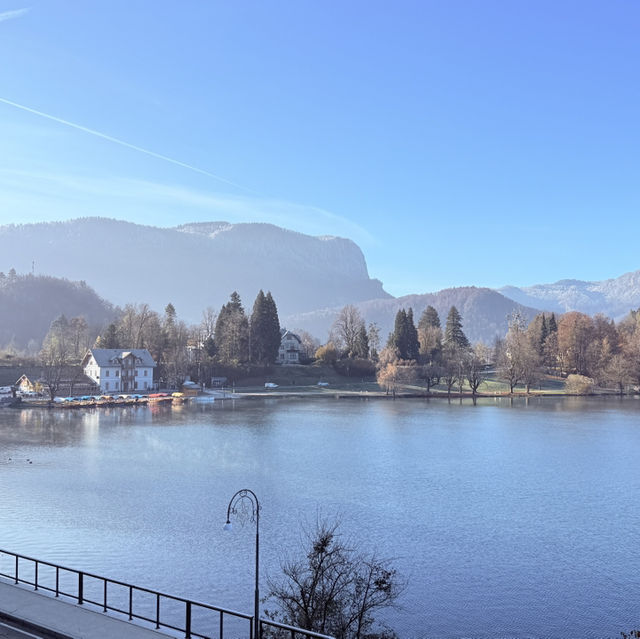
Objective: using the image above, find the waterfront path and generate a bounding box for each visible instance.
[0,581,170,638]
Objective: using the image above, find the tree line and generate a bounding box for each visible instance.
[324,302,640,395]
[25,288,640,395]
[37,290,287,391]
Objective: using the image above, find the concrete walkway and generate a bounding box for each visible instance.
[0,581,171,639]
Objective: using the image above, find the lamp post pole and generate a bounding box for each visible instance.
[224,489,261,639]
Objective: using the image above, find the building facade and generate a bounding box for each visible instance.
[277,329,302,365]
[82,349,156,393]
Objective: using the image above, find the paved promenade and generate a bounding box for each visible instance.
[0,581,170,639]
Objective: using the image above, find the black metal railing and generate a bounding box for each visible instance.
[0,549,333,639]
[260,619,335,639]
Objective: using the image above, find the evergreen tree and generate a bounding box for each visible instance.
[417,306,442,362]
[444,306,470,350]
[389,308,419,360]
[101,323,120,349]
[539,314,549,355]
[250,290,281,365]
[367,322,380,360]
[419,305,441,329]
[390,309,409,357]
[548,313,558,334]
[353,322,369,359]
[215,292,249,364]
[204,335,217,359]
[406,308,420,360]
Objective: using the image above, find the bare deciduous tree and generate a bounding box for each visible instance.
[265,519,403,639]
[331,305,364,358]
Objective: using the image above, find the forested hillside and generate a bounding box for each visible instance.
[285,287,540,344]
[0,271,114,351]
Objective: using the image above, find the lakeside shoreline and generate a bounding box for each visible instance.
[11,386,639,409]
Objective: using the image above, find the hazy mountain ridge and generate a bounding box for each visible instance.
[0,273,114,350]
[499,269,640,319]
[0,218,390,321]
[285,287,540,344]
[3,217,640,346]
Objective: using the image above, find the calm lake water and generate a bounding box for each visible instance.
[0,396,639,638]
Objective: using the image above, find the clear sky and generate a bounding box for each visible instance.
[1,1,639,297]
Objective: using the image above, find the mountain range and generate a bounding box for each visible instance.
[0,218,389,320]
[1,217,639,347]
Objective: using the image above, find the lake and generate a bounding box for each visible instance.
[0,396,638,638]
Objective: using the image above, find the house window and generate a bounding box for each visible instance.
[115,370,119,377]
[134,382,138,390]
[144,381,148,389]
[115,382,119,390]
[105,382,109,390]
[288,352,296,360]
[144,370,148,376]
[105,370,110,377]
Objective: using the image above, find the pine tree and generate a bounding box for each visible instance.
[354,322,369,359]
[250,290,281,365]
[367,322,380,360]
[389,308,419,360]
[101,323,120,349]
[444,306,470,350]
[419,305,441,329]
[539,314,548,354]
[390,309,409,357]
[406,308,420,360]
[548,313,558,334]
[215,292,249,364]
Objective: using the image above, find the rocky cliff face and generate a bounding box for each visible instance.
[0,218,390,321]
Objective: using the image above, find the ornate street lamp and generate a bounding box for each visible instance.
[224,489,261,639]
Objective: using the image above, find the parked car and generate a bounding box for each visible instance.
[264,382,278,389]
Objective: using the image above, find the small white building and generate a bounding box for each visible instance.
[277,329,302,365]
[82,349,156,393]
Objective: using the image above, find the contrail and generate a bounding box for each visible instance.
[0,96,255,193]
[0,8,29,23]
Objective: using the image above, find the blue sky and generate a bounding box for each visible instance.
[1,1,639,297]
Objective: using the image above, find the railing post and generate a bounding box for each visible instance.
[129,585,133,620]
[55,566,59,597]
[14,555,18,584]
[78,572,84,605]
[103,580,107,612]
[185,601,192,638]
[156,594,160,629]
[219,611,224,639]
[34,561,38,590]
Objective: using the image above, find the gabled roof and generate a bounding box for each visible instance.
[0,366,42,387]
[280,330,301,344]
[83,349,156,368]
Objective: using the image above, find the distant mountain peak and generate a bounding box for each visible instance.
[498,269,640,319]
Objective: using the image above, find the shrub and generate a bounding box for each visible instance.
[565,374,594,395]
[315,342,338,364]
[333,357,376,378]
